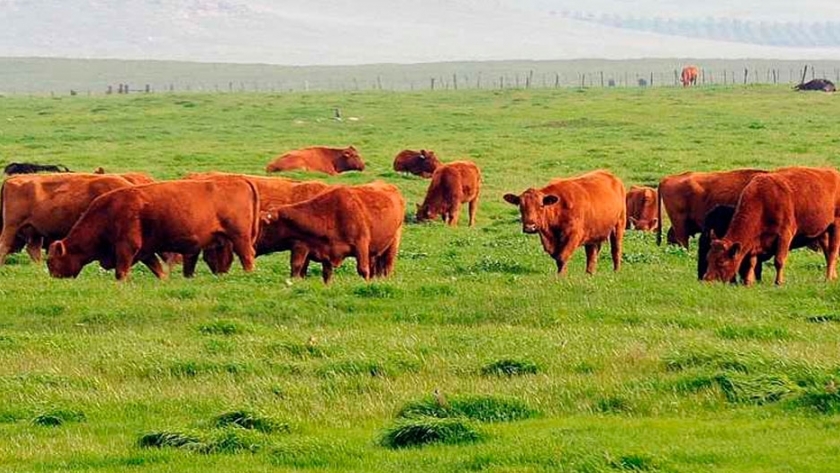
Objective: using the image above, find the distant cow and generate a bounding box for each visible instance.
[393,149,442,178]
[658,168,766,248]
[504,170,626,275]
[261,181,405,283]
[4,162,71,175]
[681,66,699,87]
[185,172,331,275]
[794,79,836,92]
[265,146,365,175]
[704,167,840,285]
[0,173,140,264]
[47,179,260,281]
[416,161,481,227]
[625,185,659,231]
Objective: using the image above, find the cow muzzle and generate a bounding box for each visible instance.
[523,223,538,234]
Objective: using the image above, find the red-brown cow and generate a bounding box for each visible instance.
[185,172,332,274]
[46,179,260,281]
[625,185,659,231]
[261,181,405,283]
[681,66,699,86]
[504,170,626,275]
[704,167,840,285]
[658,169,766,248]
[0,173,141,264]
[392,149,442,178]
[416,161,481,226]
[265,146,365,175]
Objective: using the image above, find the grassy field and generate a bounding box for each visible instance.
[1,85,840,472]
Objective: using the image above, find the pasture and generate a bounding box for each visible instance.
[1,86,840,471]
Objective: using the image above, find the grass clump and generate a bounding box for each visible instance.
[609,453,659,471]
[213,410,289,434]
[138,429,264,454]
[137,431,204,450]
[352,284,400,299]
[398,395,538,423]
[480,359,540,377]
[714,373,799,405]
[198,319,247,336]
[32,409,85,427]
[379,417,484,449]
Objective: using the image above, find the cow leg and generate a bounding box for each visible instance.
[741,255,758,286]
[203,242,234,275]
[230,237,256,273]
[182,253,200,278]
[25,236,44,262]
[0,227,21,264]
[825,224,840,281]
[554,239,580,276]
[379,229,402,277]
[290,247,309,278]
[468,197,478,227]
[141,254,167,280]
[321,261,335,284]
[774,232,794,285]
[355,246,371,281]
[584,243,601,274]
[449,206,461,227]
[610,223,624,272]
[114,244,139,281]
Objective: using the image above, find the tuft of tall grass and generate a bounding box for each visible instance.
[480,358,540,377]
[213,410,289,434]
[379,417,484,449]
[397,395,538,423]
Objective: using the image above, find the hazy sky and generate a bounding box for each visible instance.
[1,1,839,65]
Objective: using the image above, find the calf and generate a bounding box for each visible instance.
[47,179,260,281]
[625,185,659,231]
[393,149,442,178]
[265,146,364,175]
[504,170,626,275]
[416,161,481,226]
[3,162,71,175]
[704,167,840,285]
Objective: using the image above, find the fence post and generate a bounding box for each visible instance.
[674,69,679,86]
[555,73,560,88]
[600,71,604,87]
[377,75,382,90]
[453,73,457,90]
[430,78,435,90]
[743,68,748,84]
[649,72,653,87]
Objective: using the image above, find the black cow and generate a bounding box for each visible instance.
[794,79,836,92]
[3,162,72,175]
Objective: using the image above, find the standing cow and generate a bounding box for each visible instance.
[681,66,699,87]
[504,170,626,275]
[261,181,405,283]
[265,146,365,175]
[704,167,840,285]
[47,179,260,281]
[658,168,766,248]
[625,185,659,231]
[416,161,481,227]
[393,149,442,178]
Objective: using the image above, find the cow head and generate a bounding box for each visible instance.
[703,233,743,282]
[416,150,441,177]
[338,146,365,172]
[415,202,437,223]
[503,189,561,234]
[46,241,83,278]
[629,216,659,231]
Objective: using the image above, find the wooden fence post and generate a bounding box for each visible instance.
[430,78,435,90]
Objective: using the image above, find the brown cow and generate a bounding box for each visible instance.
[265,146,365,175]
[393,149,442,178]
[46,179,260,281]
[658,169,766,248]
[261,181,405,283]
[704,167,840,285]
[184,172,331,274]
[416,161,481,226]
[681,66,699,87]
[504,170,626,275]
[625,185,659,231]
[0,173,141,264]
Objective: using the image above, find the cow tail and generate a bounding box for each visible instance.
[247,179,260,246]
[656,180,663,246]
[0,179,5,232]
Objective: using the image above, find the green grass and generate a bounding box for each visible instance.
[1,85,840,471]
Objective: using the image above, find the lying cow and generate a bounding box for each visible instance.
[261,181,405,283]
[658,168,766,248]
[504,170,626,275]
[625,185,658,231]
[794,79,836,92]
[4,162,71,175]
[0,173,142,264]
[704,167,840,285]
[265,146,365,175]
[47,179,260,280]
[184,172,331,275]
[392,149,442,178]
[416,161,481,227]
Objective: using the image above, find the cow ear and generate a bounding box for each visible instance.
[728,242,741,257]
[419,150,427,160]
[628,216,638,228]
[503,193,520,205]
[349,145,357,152]
[543,195,560,206]
[52,241,67,257]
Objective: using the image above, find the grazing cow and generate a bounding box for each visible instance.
[0,173,139,264]
[681,66,699,87]
[625,185,659,231]
[185,172,331,274]
[794,79,836,92]
[392,149,442,178]
[261,181,405,283]
[47,179,260,281]
[704,167,840,285]
[265,146,365,175]
[504,170,626,275]
[657,168,766,248]
[4,162,71,175]
[416,161,481,227]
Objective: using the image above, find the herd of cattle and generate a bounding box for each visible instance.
[1,145,839,285]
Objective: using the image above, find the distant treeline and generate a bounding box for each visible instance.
[565,12,840,47]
